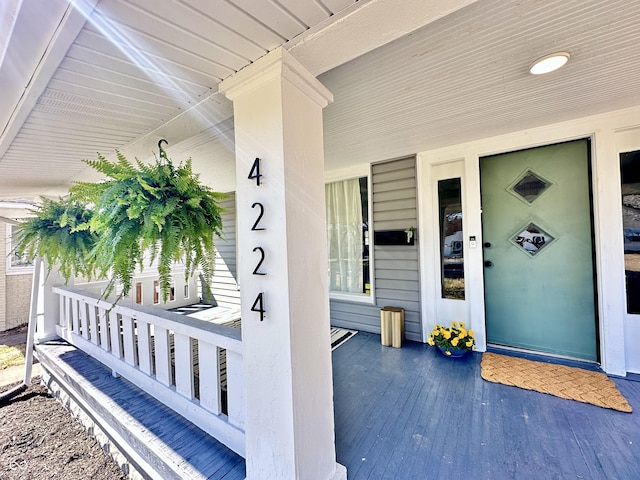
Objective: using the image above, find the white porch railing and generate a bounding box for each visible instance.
[52,286,245,457]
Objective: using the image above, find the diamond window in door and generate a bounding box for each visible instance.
[511,222,555,256]
[509,170,551,203]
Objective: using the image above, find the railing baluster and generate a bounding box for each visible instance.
[72,298,80,335]
[174,333,194,399]
[137,320,152,375]
[80,301,90,340]
[89,304,99,345]
[63,295,72,330]
[98,307,109,350]
[198,341,221,414]
[109,312,122,359]
[121,314,136,366]
[154,326,172,386]
[59,294,66,329]
[226,350,245,429]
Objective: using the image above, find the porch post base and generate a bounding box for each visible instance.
[330,463,348,480]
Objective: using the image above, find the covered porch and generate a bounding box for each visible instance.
[3,1,640,478]
[34,321,640,479]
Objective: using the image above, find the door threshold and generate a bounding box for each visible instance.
[486,343,601,371]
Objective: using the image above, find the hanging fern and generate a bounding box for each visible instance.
[12,196,97,281]
[70,151,227,302]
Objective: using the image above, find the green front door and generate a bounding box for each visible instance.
[480,139,598,361]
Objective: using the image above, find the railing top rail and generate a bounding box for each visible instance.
[53,285,242,352]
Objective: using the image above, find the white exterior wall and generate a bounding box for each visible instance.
[416,105,640,376]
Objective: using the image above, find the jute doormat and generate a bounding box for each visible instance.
[481,352,633,413]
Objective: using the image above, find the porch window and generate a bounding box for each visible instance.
[6,224,34,274]
[620,150,640,314]
[135,282,143,304]
[438,178,465,299]
[326,177,370,296]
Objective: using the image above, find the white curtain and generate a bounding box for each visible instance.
[326,178,363,293]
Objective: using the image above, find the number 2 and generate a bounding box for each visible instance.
[252,247,266,275]
[251,202,265,231]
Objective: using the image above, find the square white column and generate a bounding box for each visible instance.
[220,48,347,480]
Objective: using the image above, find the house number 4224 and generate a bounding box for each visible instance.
[248,157,265,321]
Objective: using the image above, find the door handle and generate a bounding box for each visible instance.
[484,242,492,248]
[484,260,493,267]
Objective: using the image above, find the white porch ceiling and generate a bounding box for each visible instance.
[1,0,640,201]
[321,0,640,165]
[0,0,364,199]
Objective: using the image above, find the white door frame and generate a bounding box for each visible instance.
[417,106,640,375]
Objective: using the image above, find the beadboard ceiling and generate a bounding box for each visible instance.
[2,0,640,202]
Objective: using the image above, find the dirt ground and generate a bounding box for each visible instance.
[0,326,126,480]
[0,379,127,480]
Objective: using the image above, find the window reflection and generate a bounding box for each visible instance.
[438,178,464,299]
[8,224,33,270]
[621,150,640,314]
[512,170,550,203]
[511,222,554,256]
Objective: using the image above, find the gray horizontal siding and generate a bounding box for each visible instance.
[330,156,422,343]
[375,259,418,270]
[371,189,415,204]
[218,179,423,342]
[372,178,415,194]
[330,299,422,339]
[374,198,417,212]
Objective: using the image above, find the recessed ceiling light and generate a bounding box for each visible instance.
[529,52,570,75]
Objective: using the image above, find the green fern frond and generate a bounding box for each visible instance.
[19,150,227,303]
[12,197,98,282]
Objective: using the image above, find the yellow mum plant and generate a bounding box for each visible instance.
[427,321,475,356]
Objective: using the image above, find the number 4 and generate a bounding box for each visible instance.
[251,292,265,321]
[248,157,262,186]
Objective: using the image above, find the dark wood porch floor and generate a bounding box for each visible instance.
[332,332,640,480]
[37,330,640,479]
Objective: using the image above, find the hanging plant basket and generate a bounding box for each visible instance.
[15,148,227,303]
[13,196,97,282]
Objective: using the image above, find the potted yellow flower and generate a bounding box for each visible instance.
[427,321,475,357]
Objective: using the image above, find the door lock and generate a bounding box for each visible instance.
[484,242,492,248]
[484,260,493,267]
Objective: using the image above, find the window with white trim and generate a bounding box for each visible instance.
[6,223,33,274]
[326,177,370,296]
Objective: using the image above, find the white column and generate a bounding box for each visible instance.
[38,261,65,342]
[220,48,346,480]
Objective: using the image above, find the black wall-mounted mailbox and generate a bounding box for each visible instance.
[374,230,415,246]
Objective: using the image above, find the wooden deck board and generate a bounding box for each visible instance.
[331,332,640,480]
